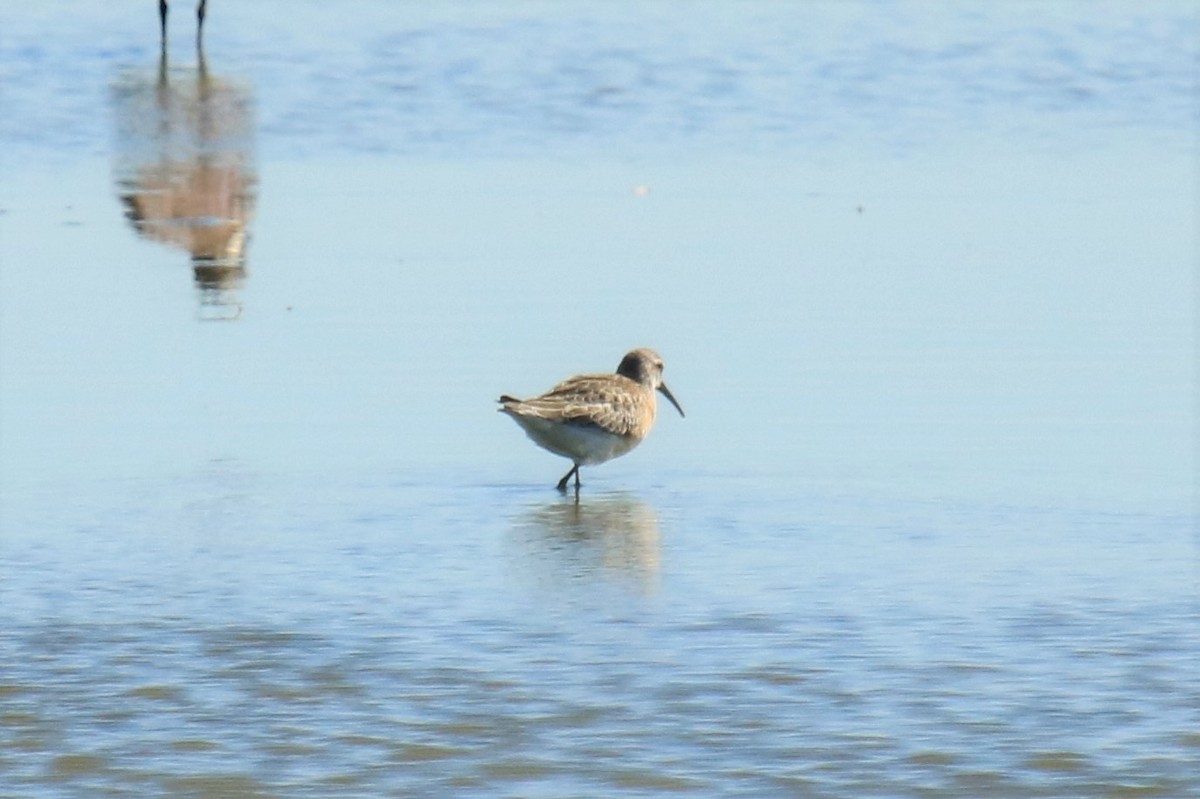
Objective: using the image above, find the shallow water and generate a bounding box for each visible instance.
[2,2,1197,797]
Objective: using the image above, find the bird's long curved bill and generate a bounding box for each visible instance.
[659,383,685,418]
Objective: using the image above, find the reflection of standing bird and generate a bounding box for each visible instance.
[516,496,663,584]
[112,48,257,319]
[499,349,685,491]
[159,0,208,45]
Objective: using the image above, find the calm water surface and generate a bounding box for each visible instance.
[1,2,1196,796]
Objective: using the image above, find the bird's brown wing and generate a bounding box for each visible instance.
[501,374,644,437]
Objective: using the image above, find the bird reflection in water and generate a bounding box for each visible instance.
[111,44,257,320]
[514,495,662,590]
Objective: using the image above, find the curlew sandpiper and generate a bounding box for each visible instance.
[498,348,684,491]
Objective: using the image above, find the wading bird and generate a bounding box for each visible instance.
[499,348,685,491]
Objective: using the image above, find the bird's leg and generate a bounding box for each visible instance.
[159,0,168,46]
[556,464,579,492]
[196,0,207,45]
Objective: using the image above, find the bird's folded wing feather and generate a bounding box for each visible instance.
[503,375,641,437]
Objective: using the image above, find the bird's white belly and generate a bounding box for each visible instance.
[514,416,640,465]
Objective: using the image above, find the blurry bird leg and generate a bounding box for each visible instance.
[557,465,580,492]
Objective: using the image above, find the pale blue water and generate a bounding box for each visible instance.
[1,2,1197,797]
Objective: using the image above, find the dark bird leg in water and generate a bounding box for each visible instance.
[556,464,581,492]
[159,1,208,49]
